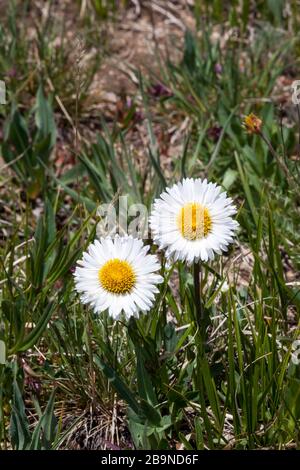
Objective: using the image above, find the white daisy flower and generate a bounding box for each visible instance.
[74,235,163,319]
[150,178,239,264]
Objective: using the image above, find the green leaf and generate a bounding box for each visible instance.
[136,347,158,407]
[30,390,57,449]
[35,85,57,148]
[10,302,55,353]
[10,381,31,450]
[93,355,140,415]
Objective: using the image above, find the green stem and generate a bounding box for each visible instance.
[194,261,202,321]
[194,261,209,351]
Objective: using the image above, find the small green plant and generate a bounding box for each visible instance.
[10,381,57,450]
[1,86,56,198]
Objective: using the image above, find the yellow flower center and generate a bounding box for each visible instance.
[177,203,212,240]
[99,259,136,294]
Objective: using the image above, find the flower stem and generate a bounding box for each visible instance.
[194,261,202,321]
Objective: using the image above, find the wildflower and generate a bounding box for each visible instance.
[74,235,163,319]
[243,113,262,134]
[214,63,223,75]
[150,178,239,264]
